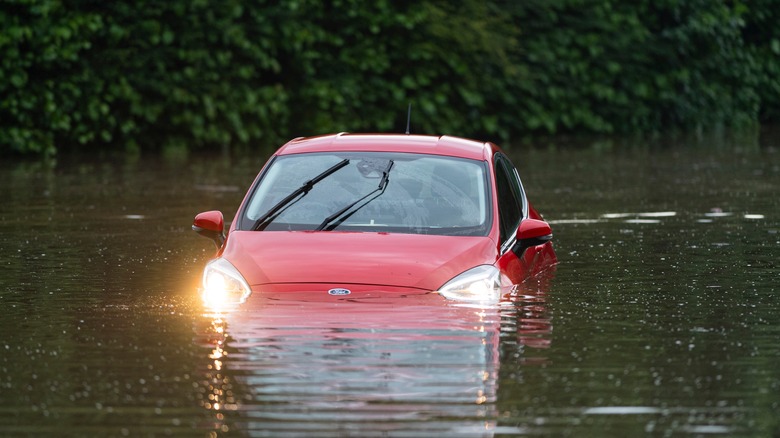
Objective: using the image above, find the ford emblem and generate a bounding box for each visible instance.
[328,288,351,296]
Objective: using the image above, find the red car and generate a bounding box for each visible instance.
[193,133,556,307]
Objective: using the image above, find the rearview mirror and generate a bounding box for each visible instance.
[193,210,225,249]
[512,219,553,255]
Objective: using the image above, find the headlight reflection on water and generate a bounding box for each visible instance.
[200,317,238,437]
[201,258,252,310]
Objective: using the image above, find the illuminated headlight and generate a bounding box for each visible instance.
[201,258,252,308]
[437,265,502,303]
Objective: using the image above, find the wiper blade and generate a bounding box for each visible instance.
[252,159,349,231]
[316,160,394,231]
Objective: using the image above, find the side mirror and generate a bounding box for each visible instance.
[193,210,225,249]
[512,219,553,256]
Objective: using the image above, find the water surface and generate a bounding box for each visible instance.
[1,133,778,436]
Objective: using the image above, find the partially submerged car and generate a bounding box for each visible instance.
[193,133,556,307]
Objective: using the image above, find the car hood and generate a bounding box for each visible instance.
[222,230,498,291]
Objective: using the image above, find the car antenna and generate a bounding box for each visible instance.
[405,103,412,134]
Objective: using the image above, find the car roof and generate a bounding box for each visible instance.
[275,133,493,161]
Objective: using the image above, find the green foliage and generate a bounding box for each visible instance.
[503,0,761,134]
[1,0,291,155]
[1,0,778,155]
[741,0,780,122]
[277,0,521,140]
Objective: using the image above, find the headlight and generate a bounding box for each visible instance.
[201,258,252,308]
[437,265,502,303]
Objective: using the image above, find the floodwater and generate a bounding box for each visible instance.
[1,130,778,437]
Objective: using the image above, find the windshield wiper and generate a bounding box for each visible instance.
[252,159,349,231]
[316,160,394,231]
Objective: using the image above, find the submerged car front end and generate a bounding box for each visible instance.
[200,230,513,309]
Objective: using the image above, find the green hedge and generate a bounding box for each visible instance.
[741,0,780,122]
[1,0,778,155]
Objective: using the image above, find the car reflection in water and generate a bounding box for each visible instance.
[192,272,554,437]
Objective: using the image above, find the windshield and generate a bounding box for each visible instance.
[240,152,491,236]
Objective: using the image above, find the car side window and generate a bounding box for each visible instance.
[495,155,523,245]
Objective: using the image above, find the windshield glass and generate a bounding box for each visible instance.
[240,152,491,236]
